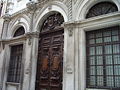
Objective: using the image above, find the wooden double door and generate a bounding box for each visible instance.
[36,30,64,90]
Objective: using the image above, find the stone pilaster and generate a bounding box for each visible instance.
[2,14,11,39]
[26,1,37,32]
[63,22,75,90]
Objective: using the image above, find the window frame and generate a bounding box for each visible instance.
[7,44,24,83]
[86,26,120,89]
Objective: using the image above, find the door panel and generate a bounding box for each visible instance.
[36,30,63,90]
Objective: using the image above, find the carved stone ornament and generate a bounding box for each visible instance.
[28,38,32,45]
[66,65,73,74]
[0,41,5,52]
[68,27,73,37]
[26,66,30,74]
[26,1,37,12]
[17,18,21,24]
[41,13,64,32]
[48,5,52,10]
[2,13,11,22]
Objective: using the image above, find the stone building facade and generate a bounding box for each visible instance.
[0,0,120,90]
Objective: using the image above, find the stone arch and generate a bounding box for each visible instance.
[34,1,68,32]
[8,15,29,38]
[86,2,118,18]
[76,0,120,20]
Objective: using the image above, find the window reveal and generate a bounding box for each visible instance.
[7,44,23,83]
[86,26,120,89]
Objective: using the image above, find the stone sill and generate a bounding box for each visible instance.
[6,82,20,86]
[86,89,109,90]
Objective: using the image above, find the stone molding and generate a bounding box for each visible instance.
[0,31,39,52]
[2,14,11,22]
[0,31,39,45]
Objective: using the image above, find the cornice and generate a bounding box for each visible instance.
[0,31,39,45]
[64,12,120,27]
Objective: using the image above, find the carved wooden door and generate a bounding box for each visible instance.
[36,13,64,90]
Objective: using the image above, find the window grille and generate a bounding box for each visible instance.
[86,26,120,89]
[86,2,118,18]
[13,27,25,37]
[7,44,23,83]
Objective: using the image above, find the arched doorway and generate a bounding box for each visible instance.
[35,13,64,90]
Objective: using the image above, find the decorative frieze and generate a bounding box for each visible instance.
[26,1,37,13]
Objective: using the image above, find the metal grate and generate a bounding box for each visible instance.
[7,44,23,83]
[86,2,118,18]
[86,26,120,89]
[13,27,25,37]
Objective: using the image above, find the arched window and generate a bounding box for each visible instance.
[13,27,25,37]
[86,2,118,18]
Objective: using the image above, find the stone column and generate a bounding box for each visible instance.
[2,14,11,39]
